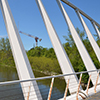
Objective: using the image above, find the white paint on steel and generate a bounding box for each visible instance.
[57,0,99,85]
[92,21,100,39]
[76,10,100,62]
[0,0,42,100]
[35,0,80,94]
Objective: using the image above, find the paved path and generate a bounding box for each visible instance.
[85,92,100,100]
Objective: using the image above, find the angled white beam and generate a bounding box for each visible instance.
[0,0,42,100]
[91,21,100,39]
[56,0,99,85]
[35,0,80,94]
[76,10,100,62]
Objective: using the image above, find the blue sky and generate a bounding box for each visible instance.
[0,0,100,50]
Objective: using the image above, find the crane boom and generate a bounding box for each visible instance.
[19,31,35,39]
[19,31,42,47]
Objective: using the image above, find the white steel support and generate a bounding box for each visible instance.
[0,0,42,100]
[57,0,99,85]
[36,0,80,94]
[76,10,100,62]
[91,21,100,39]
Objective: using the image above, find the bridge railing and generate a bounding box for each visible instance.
[0,69,100,100]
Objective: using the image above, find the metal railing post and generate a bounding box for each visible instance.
[64,78,70,100]
[94,71,99,93]
[27,82,31,100]
[86,74,91,95]
[47,77,54,100]
[76,73,82,100]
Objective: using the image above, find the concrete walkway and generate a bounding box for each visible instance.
[85,92,100,100]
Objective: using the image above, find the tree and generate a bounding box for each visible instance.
[63,28,85,47]
[63,28,86,72]
[0,38,15,67]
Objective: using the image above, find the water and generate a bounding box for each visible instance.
[0,67,66,100]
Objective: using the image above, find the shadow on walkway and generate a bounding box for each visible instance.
[85,92,100,100]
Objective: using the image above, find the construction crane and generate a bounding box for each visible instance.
[19,31,42,47]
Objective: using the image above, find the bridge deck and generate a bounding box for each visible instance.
[85,92,100,100]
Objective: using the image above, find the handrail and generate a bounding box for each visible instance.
[61,0,100,28]
[0,69,99,86]
[0,69,100,100]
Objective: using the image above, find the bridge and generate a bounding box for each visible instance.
[0,0,100,100]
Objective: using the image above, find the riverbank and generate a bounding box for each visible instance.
[33,69,58,76]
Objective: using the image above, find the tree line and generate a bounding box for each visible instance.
[0,28,100,83]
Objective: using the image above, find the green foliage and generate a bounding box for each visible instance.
[28,56,61,74]
[63,27,100,83]
[0,38,15,67]
[0,27,100,84]
[27,46,56,58]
